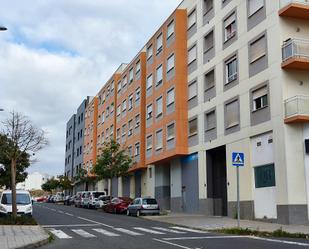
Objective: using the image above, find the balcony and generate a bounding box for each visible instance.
[284,96,309,123]
[282,39,309,70]
[279,0,309,19]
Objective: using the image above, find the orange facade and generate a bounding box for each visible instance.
[83,97,98,173]
[84,9,188,173]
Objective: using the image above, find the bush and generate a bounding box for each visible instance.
[0,216,37,225]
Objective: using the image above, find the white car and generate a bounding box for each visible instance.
[0,190,33,217]
[82,191,107,209]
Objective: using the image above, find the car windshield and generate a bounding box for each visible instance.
[142,198,157,205]
[93,192,105,198]
[1,193,31,205]
[99,196,111,201]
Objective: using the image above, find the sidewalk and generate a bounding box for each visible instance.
[143,213,309,234]
[0,225,49,249]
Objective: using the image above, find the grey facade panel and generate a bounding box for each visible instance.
[188,60,197,75]
[222,9,238,50]
[203,8,214,26]
[171,197,183,213]
[146,149,152,158]
[166,34,175,48]
[135,171,142,198]
[204,86,216,102]
[277,205,309,225]
[188,134,198,147]
[122,176,130,197]
[65,114,76,179]
[166,103,175,115]
[247,1,266,31]
[167,138,176,151]
[166,68,175,81]
[203,47,215,64]
[228,201,254,220]
[222,0,232,8]
[188,96,198,110]
[111,177,118,197]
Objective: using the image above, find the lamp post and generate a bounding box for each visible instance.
[0,26,7,31]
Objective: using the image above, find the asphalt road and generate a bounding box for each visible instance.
[33,203,309,249]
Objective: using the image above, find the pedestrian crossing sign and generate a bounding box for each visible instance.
[232,152,244,167]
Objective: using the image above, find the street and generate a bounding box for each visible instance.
[33,203,309,249]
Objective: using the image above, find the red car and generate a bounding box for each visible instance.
[36,196,48,202]
[103,197,132,214]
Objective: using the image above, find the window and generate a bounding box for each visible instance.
[106,128,109,139]
[254,164,276,188]
[146,135,152,150]
[116,128,120,140]
[167,20,174,38]
[167,123,175,140]
[167,54,175,73]
[188,81,197,100]
[128,94,133,110]
[147,74,153,90]
[147,44,153,60]
[135,87,141,101]
[122,124,126,137]
[252,86,268,111]
[116,105,121,116]
[111,81,114,92]
[135,114,140,128]
[204,0,213,14]
[205,111,216,131]
[188,9,197,29]
[156,65,163,86]
[128,146,132,156]
[129,68,134,83]
[189,118,198,136]
[225,99,239,128]
[147,104,153,119]
[156,130,163,150]
[136,61,141,76]
[135,143,140,156]
[122,100,126,111]
[167,88,175,106]
[156,33,163,54]
[128,119,133,136]
[249,35,266,63]
[102,112,105,123]
[188,45,197,65]
[248,0,264,16]
[117,81,122,93]
[106,106,110,117]
[102,92,105,103]
[110,125,114,138]
[156,96,163,117]
[205,69,215,90]
[224,12,236,42]
[110,103,114,115]
[122,76,127,88]
[225,55,237,84]
[204,30,214,52]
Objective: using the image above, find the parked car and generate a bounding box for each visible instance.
[64,195,74,205]
[36,196,47,202]
[54,192,64,203]
[74,191,86,208]
[82,191,107,209]
[127,197,160,217]
[0,190,33,217]
[95,196,112,209]
[103,197,132,214]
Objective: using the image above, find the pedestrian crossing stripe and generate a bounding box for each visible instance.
[151,227,186,234]
[92,228,119,237]
[133,227,165,235]
[49,229,72,239]
[71,229,96,238]
[170,226,209,234]
[114,228,143,236]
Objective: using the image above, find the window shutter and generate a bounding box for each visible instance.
[205,70,215,89]
[226,100,239,127]
[204,31,214,51]
[250,35,266,62]
[188,45,197,64]
[249,0,264,16]
[188,81,197,99]
[253,86,267,99]
[206,111,216,130]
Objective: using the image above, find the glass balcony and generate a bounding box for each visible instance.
[282,39,309,70]
[284,96,309,123]
[279,0,309,19]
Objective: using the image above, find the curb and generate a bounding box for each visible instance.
[14,236,50,249]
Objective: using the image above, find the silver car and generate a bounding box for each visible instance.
[127,197,160,217]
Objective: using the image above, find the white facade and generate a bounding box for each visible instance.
[17,172,51,191]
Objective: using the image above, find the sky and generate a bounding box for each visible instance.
[0,0,181,177]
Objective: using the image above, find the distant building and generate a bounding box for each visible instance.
[17,172,52,191]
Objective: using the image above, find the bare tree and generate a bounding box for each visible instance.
[2,111,48,218]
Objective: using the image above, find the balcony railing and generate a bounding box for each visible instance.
[280,0,309,8]
[285,96,309,123]
[282,39,309,62]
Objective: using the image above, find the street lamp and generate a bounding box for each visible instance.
[0,26,7,31]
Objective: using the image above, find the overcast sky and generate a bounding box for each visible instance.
[0,0,181,176]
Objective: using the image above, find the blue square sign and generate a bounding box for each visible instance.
[232,152,244,167]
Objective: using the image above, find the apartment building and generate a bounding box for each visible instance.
[66,0,309,224]
[64,98,90,191]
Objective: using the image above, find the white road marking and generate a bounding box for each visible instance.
[42,224,101,228]
[77,216,114,228]
[250,236,309,247]
[164,235,249,241]
[153,238,192,249]
[92,228,120,237]
[170,227,208,234]
[50,208,56,211]
[114,228,143,236]
[58,211,64,214]
[72,229,96,238]
[65,212,74,216]
[152,227,187,234]
[49,229,72,239]
[133,227,165,235]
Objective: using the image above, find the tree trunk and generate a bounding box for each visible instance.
[11,159,17,218]
[109,178,113,197]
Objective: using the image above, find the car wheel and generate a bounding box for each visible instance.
[126,210,130,216]
[136,210,140,217]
